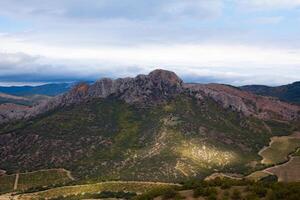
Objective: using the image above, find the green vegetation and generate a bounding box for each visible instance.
[0,169,72,194]
[17,169,73,191]
[45,191,137,200]
[0,174,15,194]
[246,171,270,182]
[0,96,292,182]
[293,148,300,156]
[136,178,300,200]
[18,181,179,200]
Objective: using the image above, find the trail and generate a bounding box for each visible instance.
[13,173,19,191]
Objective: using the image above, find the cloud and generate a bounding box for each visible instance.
[1,40,300,86]
[235,0,300,10]
[0,0,223,21]
[251,16,284,24]
[0,1,299,86]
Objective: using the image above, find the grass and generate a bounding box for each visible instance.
[259,136,300,165]
[0,169,72,194]
[265,156,300,182]
[293,148,300,156]
[246,171,271,182]
[17,181,180,200]
[0,174,15,194]
[17,169,73,191]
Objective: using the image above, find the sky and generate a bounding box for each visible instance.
[0,0,300,86]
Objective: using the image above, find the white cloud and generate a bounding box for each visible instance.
[0,0,299,85]
[1,32,300,85]
[251,16,284,24]
[235,0,300,10]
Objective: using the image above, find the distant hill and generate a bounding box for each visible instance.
[0,83,72,97]
[0,92,52,106]
[240,81,300,104]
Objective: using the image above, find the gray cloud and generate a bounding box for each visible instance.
[0,1,299,86]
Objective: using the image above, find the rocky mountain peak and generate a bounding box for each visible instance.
[148,69,183,87]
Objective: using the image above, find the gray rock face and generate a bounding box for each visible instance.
[0,69,299,124]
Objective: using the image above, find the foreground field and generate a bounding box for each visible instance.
[154,187,252,200]
[0,169,73,194]
[16,181,180,200]
[0,174,15,194]
[265,156,300,182]
[139,179,300,200]
[259,133,300,165]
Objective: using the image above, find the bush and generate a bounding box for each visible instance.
[231,189,241,200]
[162,188,178,200]
[134,187,178,200]
[250,185,268,197]
[193,187,217,198]
[207,193,217,200]
[221,181,231,189]
[244,193,260,200]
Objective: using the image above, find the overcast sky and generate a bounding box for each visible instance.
[0,0,300,86]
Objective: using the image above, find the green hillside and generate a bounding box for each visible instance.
[1,95,296,183]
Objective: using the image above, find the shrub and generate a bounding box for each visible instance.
[221,181,231,189]
[231,189,241,200]
[244,193,260,200]
[207,193,217,200]
[162,188,178,200]
[193,187,217,198]
[250,185,268,197]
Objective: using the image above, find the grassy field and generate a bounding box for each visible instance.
[246,171,271,182]
[259,135,300,165]
[0,169,72,194]
[154,186,251,200]
[17,169,73,191]
[293,148,300,156]
[17,181,180,200]
[266,156,300,182]
[0,174,15,194]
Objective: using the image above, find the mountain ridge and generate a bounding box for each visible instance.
[1,69,298,125]
[240,81,300,105]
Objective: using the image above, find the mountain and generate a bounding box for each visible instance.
[240,81,300,105]
[0,70,299,182]
[0,92,51,106]
[0,83,73,97]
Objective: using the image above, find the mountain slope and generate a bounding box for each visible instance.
[0,92,51,106]
[240,81,300,104]
[0,70,299,182]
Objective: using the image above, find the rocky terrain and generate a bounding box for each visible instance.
[0,69,299,182]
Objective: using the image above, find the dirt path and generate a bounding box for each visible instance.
[59,169,75,181]
[13,174,19,191]
[0,193,13,200]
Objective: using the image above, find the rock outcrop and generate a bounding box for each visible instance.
[184,83,299,121]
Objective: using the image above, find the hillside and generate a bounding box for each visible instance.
[0,92,51,106]
[0,70,299,183]
[240,81,300,104]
